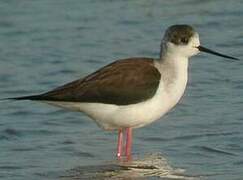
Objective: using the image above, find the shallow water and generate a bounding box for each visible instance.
[0,0,243,179]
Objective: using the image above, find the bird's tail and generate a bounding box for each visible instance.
[0,95,43,101]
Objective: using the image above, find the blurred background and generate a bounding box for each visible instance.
[0,0,243,179]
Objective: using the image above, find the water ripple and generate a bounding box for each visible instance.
[61,153,198,179]
[141,131,240,142]
[0,165,24,170]
[195,146,237,156]
[3,128,21,137]
[56,146,95,158]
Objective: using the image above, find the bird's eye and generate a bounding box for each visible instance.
[180,37,188,44]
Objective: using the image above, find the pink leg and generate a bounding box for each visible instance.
[117,129,123,160]
[125,127,133,161]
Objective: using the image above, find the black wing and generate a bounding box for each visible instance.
[12,58,161,105]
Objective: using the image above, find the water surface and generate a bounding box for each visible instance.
[0,0,243,179]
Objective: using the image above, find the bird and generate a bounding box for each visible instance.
[4,24,238,161]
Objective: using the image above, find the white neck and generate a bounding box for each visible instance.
[156,47,189,104]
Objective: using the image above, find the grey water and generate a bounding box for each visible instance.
[0,0,243,179]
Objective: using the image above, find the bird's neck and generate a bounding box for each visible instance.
[159,50,189,78]
[157,49,189,101]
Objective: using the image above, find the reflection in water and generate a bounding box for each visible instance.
[61,153,199,179]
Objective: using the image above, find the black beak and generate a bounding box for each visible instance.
[197,46,239,60]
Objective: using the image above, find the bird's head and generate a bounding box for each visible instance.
[161,24,238,60]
